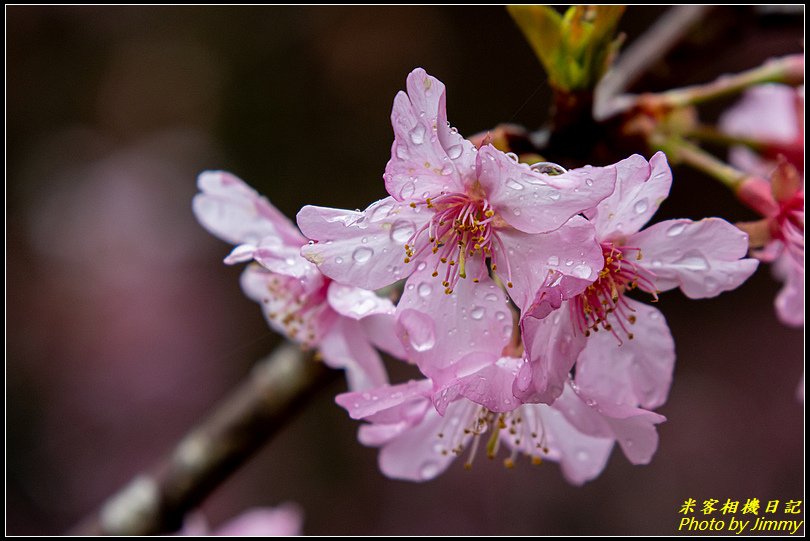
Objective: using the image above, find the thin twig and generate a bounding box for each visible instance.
[594,5,713,120]
[69,343,339,535]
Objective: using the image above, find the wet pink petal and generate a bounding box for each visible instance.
[502,403,614,485]
[386,69,470,201]
[587,152,673,239]
[433,356,524,415]
[336,379,433,421]
[630,218,758,298]
[194,170,304,247]
[497,216,603,310]
[396,264,511,395]
[476,145,617,235]
[555,383,665,465]
[326,282,396,319]
[773,251,804,327]
[297,197,424,290]
[319,317,389,391]
[514,302,587,405]
[574,299,675,410]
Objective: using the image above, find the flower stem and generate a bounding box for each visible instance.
[69,343,338,535]
[682,124,764,150]
[653,135,748,190]
[640,54,803,109]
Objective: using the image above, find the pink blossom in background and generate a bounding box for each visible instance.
[515,152,758,405]
[182,504,303,536]
[193,171,404,391]
[720,84,804,175]
[720,85,805,328]
[297,68,616,313]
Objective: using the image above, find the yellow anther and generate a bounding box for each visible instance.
[404,258,410,263]
[503,458,515,469]
[409,202,416,208]
[507,281,513,288]
[531,456,543,466]
[628,315,637,324]
[432,271,439,277]
[484,209,494,218]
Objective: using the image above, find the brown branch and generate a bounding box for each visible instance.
[69,343,339,535]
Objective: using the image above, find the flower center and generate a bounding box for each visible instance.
[774,194,805,265]
[570,242,656,342]
[435,402,550,470]
[403,192,513,294]
[261,271,327,347]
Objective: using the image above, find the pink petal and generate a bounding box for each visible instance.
[554,383,665,465]
[396,264,512,387]
[326,282,395,320]
[476,145,617,234]
[252,239,320,281]
[319,317,388,391]
[773,252,804,327]
[384,69,471,201]
[212,505,303,536]
[720,84,802,145]
[589,152,673,239]
[377,400,474,482]
[514,302,587,404]
[335,379,433,420]
[297,197,425,290]
[193,170,304,247]
[631,218,759,298]
[496,216,603,311]
[433,356,524,414]
[360,313,408,361]
[507,404,614,485]
[575,299,675,409]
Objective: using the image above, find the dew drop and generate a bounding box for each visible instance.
[352,247,374,263]
[399,181,416,200]
[651,258,662,268]
[416,261,427,271]
[666,222,686,237]
[447,145,463,159]
[391,220,416,243]
[585,177,594,187]
[395,144,408,160]
[418,283,433,298]
[675,250,709,270]
[506,152,520,163]
[634,198,649,214]
[506,178,524,190]
[565,259,574,266]
[572,263,592,279]
[547,255,560,266]
[484,292,499,302]
[419,461,440,479]
[470,306,486,320]
[513,208,522,216]
[495,311,507,321]
[409,124,426,145]
[335,256,344,264]
[547,190,561,201]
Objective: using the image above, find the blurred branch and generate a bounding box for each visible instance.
[70,343,338,535]
[594,5,712,120]
[651,135,748,190]
[638,54,804,109]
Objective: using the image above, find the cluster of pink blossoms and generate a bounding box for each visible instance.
[195,68,758,484]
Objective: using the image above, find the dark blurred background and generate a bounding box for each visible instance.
[7,6,804,535]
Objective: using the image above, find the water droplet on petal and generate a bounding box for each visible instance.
[470,306,485,320]
[585,177,594,187]
[399,181,416,200]
[419,461,440,479]
[484,292,499,302]
[409,124,426,145]
[547,190,561,201]
[495,311,506,321]
[652,258,662,268]
[675,250,709,270]
[506,178,524,190]
[565,259,574,266]
[418,283,432,297]
[513,208,522,216]
[391,220,416,243]
[547,255,560,266]
[335,256,344,264]
[447,144,463,160]
[572,263,592,279]
[353,247,374,263]
[634,198,649,214]
[666,222,686,237]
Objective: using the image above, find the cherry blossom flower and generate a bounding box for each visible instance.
[735,161,804,327]
[193,171,404,390]
[297,68,617,313]
[514,152,759,404]
[335,374,664,485]
[720,84,803,175]
[720,85,804,328]
[181,504,303,536]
